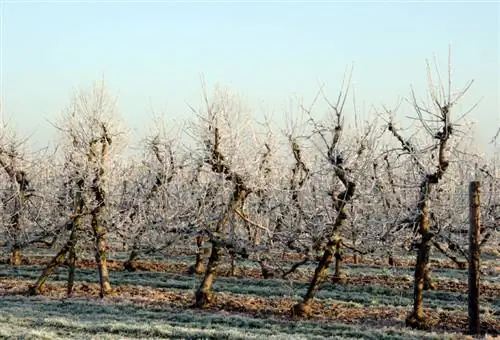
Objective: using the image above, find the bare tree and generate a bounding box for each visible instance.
[119,118,188,271]
[0,128,38,265]
[384,55,474,329]
[291,71,380,317]
[188,81,262,307]
[29,79,126,298]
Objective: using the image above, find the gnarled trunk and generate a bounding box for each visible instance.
[195,242,222,307]
[93,215,112,298]
[89,134,112,298]
[194,183,249,307]
[292,177,354,318]
[29,238,73,296]
[29,246,68,295]
[188,236,206,275]
[194,119,251,307]
[67,241,77,297]
[124,249,139,272]
[332,239,347,284]
[9,196,24,266]
[228,252,237,276]
[258,258,275,279]
[10,245,22,266]
[406,196,434,329]
[67,178,84,297]
[292,236,338,317]
[406,234,433,329]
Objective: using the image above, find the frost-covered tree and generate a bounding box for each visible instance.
[30,79,127,298]
[0,126,55,265]
[381,56,474,329]
[187,81,269,307]
[290,73,382,317]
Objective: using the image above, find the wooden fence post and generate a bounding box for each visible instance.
[468,181,481,335]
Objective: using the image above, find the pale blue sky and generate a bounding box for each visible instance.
[1,1,498,152]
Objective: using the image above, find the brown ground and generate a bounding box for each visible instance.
[2,255,498,298]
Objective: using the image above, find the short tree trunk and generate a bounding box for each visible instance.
[94,230,112,298]
[10,246,22,266]
[291,301,312,318]
[291,240,335,317]
[188,236,206,275]
[406,234,432,329]
[388,254,399,267]
[258,258,275,279]
[29,245,70,295]
[252,228,261,246]
[332,240,347,284]
[67,244,77,297]
[195,242,222,308]
[228,252,237,276]
[353,253,360,264]
[124,249,139,272]
[67,195,82,297]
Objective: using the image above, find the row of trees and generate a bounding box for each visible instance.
[1,59,498,330]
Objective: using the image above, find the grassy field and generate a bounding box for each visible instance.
[0,249,498,339]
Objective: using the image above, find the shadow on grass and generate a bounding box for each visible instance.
[0,295,440,340]
[2,264,497,312]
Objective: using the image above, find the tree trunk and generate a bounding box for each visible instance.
[406,237,432,328]
[194,242,222,307]
[406,196,433,330]
[10,246,22,266]
[292,177,354,318]
[423,266,436,290]
[29,244,70,295]
[29,212,81,297]
[252,229,261,246]
[93,217,112,298]
[124,249,139,272]
[92,193,112,297]
[397,87,452,331]
[332,239,347,284]
[258,258,275,279]
[193,181,250,307]
[388,253,398,267]
[292,238,336,317]
[228,252,237,276]
[188,236,205,275]
[9,179,25,266]
[67,242,77,297]
[353,253,360,264]
[68,178,84,297]
[406,182,436,330]
[9,196,23,266]
[88,130,112,298]
[468,181,481,335]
